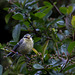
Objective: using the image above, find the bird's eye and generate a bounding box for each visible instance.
[24,37,28,38]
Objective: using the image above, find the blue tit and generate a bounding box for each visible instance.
[7,34,34,57]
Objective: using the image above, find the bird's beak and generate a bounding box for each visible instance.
[27,36,30,39]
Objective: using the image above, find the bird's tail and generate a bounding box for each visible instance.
[6,52,15,57]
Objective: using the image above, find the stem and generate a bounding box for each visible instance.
[73,31,74,41]
[48,0,62,15]
[25,13,38,35]
[60,58,69,72]
[56,43,59,56]
[11,50,22,56]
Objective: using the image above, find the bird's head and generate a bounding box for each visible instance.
[23,34,32,40]
[23,34,33,44]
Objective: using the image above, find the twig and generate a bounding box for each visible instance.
[24,13,37,35]
[55,43,59,56]
[10,50,22,56]
[73,32,74,41]
[60,58,69,72]
[48,0,62,15]
[60,54,75,72]
[4,50,22,58]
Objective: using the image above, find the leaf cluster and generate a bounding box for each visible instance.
[1,0,75,75]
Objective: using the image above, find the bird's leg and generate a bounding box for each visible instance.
[11,50,22,57]
[15,52,22,56]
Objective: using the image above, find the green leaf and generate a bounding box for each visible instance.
[13,2,22,10]
[34,44,43,52]
[12,24,21,42]
[15,56,25,69]
[0,43,3,48]
[64,30,70,36]
[24,21,30,28]
[33,64,44,69]
[26,0,39,6]
[63,64,75,72]
[3,8,9,11]
[59,7,67,15]
[5,13,12,24]
[67,6,73,14]
[71,16,75,28]
[68,41,75,53]
[32,48,40,55]
[9,41,17,46]
[35,6,46,11]
[34,37,41,42]
[43,1,52,7]
[20,63,27,73]
[44,10,52,20]
[0,65,3,75]
[57,20,65,28]
[14,2,20,7]
[57,20,64,25]
[42,40,49,59]
[12,13,23,20]
[47,18,60,27]
[43,1,53,14]
[54,2,57,5]
[35,12,46,18]
[43,7,52,14]
[3,70,9,75]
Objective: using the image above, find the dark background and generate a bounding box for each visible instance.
[0,1,12,43]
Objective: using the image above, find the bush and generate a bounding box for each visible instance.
[1,0,75,75]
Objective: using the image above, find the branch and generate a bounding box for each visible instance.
[48,0,62,15]
[55,43,59,56]
[25,13,38,35]
[60,58,69,72]
[60,54,75,72]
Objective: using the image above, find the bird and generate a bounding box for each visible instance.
[7,34,34,57]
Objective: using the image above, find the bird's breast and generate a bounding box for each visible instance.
[17,39,33,55]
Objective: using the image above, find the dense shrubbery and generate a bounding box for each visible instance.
[0,0,75,75]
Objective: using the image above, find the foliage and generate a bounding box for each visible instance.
[1,0,75,75]
[0,65,3,75]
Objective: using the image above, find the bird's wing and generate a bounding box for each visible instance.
[7,39,23,57]
[13,39,23,51]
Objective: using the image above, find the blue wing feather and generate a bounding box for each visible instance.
[7,39,23,57]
